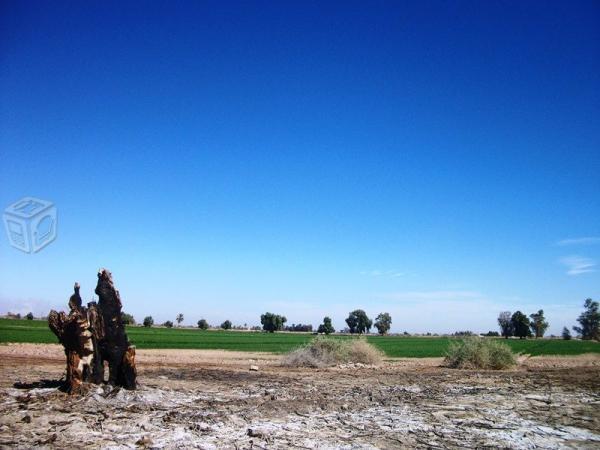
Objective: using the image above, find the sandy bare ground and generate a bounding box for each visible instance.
[0,344,599,449]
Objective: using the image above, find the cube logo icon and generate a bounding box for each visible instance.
[3,197,57,253]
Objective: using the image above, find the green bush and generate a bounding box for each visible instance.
[282,336,383,367]
[121,312,135,325]
[444,337,516,370]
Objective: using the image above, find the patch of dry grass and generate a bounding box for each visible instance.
[282,336,384,368]
[444,337,516,370]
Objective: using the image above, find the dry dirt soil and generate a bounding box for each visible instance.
[0,344,599,449]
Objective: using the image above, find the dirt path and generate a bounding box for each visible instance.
[0,344,599,449]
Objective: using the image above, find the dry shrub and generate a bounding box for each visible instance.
[444,337,516,370]
[346,338,385,365]
[282,336,383,368]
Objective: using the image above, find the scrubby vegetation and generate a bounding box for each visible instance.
[282,336,383,367]
[444,337,517,370]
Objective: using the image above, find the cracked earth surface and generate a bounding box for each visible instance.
[0,344,598,449]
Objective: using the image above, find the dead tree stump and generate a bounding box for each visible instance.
[94,268,137,389]
[48,283,95,394]
[48,270,137,394]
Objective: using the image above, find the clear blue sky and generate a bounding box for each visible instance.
[1,1,598,334]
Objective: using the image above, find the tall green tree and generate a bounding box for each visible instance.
[197,318,209,330]
[573,298,600,340]
[317,316,335,335]
[143,316,154,328]
[510,311,531,339]
[176,313,184,326]
[345,309,372,334]
[221,319,232,330]
[497,311,512,338]
[260,312,287,332]
[529,310,549,338]
[561,327,572,340]
[374,312,392,335]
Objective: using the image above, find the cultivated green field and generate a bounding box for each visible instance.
[1,318,598,357]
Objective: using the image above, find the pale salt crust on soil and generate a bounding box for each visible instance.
[0,344,599,449]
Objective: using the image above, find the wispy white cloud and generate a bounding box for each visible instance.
[360,270,406,278]
[556,237,600,246]
[559,255,596,276]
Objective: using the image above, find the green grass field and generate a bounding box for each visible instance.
[1,318,598,357]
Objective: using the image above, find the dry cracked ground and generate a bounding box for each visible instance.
[0,344,599,449]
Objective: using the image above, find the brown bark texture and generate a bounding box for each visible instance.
[48,269,136,394]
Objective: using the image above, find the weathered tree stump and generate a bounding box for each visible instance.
[94,268,137,389]
[48,269,137,394]
[48,283,94,394]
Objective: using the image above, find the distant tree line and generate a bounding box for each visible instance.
[284,323,313,332]
[453,331,475,337]
[497,299,599,341]
[497,310,548,339]
[481,331,500,337]
[50,297,599,341]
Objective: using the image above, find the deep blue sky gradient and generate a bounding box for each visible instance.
[1,1,599,333]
